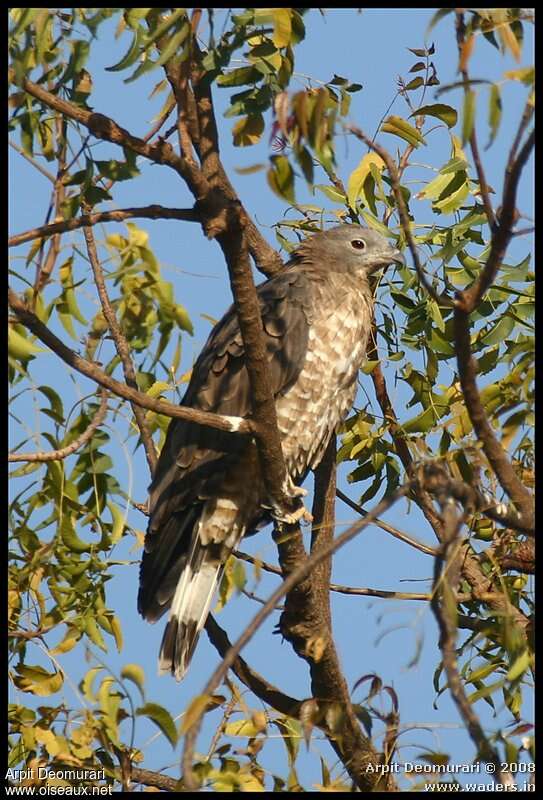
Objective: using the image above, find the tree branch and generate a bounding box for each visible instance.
[213,216,302,522]
[9,389,108,463]
[455,11,496,232]
[22,77,209,199]
[458,127,534,312]
[9,205,200,248]
[182,482,410,790]
[82,220,157,474]
[429,488,510,783]
[336,488,438,555]
[234,549,441,599]
[454,306,533,521]
[347,124,454,308]
[8,288,254,435]
[204,614,301,718]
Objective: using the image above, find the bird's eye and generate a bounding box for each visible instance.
[351,239,366,250]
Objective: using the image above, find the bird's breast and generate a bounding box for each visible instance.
[276,281,373,478]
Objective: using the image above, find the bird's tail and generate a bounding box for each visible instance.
[158,503,243,681]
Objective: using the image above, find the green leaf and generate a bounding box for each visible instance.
[404,77,424,91]
[218,66,262,87]
[8,326,44,361]
[381,115,425,148]
[180,694,211,735]
[232,114,265,147]
[486,84,502,149]
[480,315,515,346]
[224,719,262,738]
[121,664,145,700]
[426,8,453,35]
[433,179,469,214]
[462,90,476,145]
[411,104,457,128]
[137,702,178,747]
[106,27,145,72]
[402,406,436,434]
[13,664,64,697]
[271,8,293,48]
[267,155,295,204]
[467,679,505,705]
[60,515,90,554]
[314,184,345,204]
[417,172,456,202]
[507,651,532,682]
[154,24,190,69]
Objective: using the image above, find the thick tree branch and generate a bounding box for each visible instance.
[9,205,200,248]
[129,768,181,792]
[430,491,510,783]
[182,482,410,790]
[204,614,301,718]
[454,306,533,521]
[83,220,157,474]
[22,77,210,199]
[214,217,302,522]
[188,39,283,276]
[9,390,108,463]
[8,288,254,435]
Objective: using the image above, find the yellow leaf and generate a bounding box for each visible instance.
[224,719,262,737]
[271,8,292,47]
[8,326,44,360]
[346,152,385,210]
[35,727,61,757]
[232,114,265,147]
[180,694,211,734]
[498,24,521,63]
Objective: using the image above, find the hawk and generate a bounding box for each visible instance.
[138,225,404,680]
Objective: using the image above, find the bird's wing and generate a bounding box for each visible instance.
[138,266,312,620]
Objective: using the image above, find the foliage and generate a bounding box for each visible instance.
[9,7,533,792]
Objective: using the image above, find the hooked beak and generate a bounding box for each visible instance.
[390,248,406,266]
[368,247,406,273]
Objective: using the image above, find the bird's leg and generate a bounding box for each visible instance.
[266,475,313,526]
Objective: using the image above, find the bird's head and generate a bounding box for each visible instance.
[293,224,405,277]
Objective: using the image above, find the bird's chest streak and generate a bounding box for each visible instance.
[276,278,372,478]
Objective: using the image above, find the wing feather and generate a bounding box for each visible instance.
[138,265,312,620]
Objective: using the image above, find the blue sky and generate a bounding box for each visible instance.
[9,8,534,790]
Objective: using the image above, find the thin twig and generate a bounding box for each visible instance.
[9,390,108,462]
[459,128,534,312]
[347,124,455,308]
[9,139,56,183]
[8,288,254,435]
[336,488,438,555]
[83,220,158,474]
[455,11,496,231]
[454,306,534,521]
[9,206,200,248]
[430,488,510,783]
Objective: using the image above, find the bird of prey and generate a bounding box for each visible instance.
[138,225,404,680]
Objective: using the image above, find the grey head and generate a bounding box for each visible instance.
[291,224,405,276]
